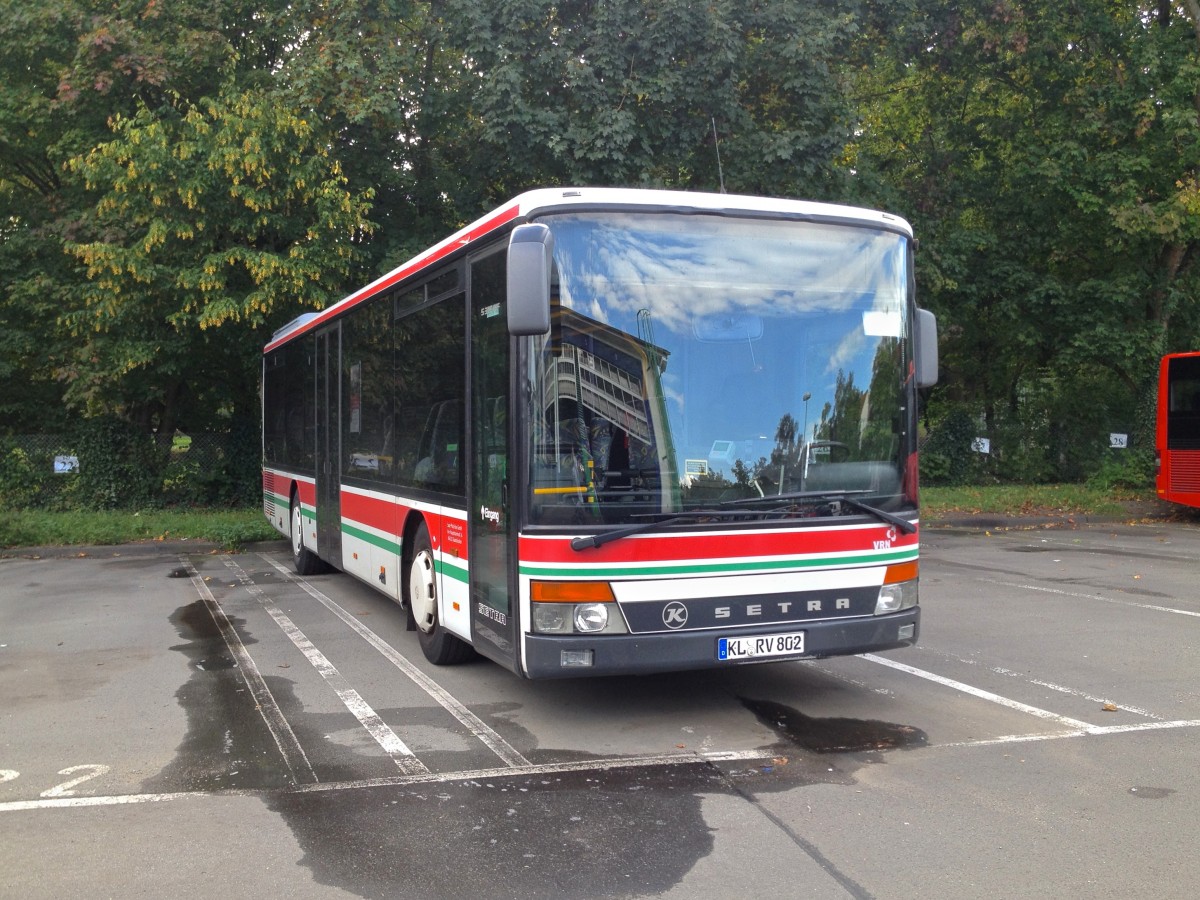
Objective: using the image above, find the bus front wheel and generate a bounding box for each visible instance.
[407,521,475,665]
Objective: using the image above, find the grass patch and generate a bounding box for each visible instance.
[0,507,279,551]
[0,485,1178,550]
[922,483,1157,519]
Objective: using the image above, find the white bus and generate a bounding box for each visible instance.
[262,187,938,678]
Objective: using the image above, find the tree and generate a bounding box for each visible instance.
[267,0,483,273]
[0,0,285,434]
[444,0,861,199]
[63,83,375,433]
[0,1,103,433]
[850,0,1200,478]
[1,1,381,439]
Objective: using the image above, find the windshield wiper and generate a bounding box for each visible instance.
[570,492,915,552]
[835,496,917,534]
[723,490,917,535]
[571,509,769,551]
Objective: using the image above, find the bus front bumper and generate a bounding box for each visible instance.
[520,608,919,679]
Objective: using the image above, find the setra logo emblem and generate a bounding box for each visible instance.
[662,601,689,629]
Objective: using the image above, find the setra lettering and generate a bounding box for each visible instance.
[712,598,843,619]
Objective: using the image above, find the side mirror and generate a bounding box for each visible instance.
[915,308,939,388]
[507,223,554,335]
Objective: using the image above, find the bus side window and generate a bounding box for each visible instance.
[415,399,462,488]
[395,292,466,494]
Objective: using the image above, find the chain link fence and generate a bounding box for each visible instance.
[918,404,1155,488]
[0,430,261,510]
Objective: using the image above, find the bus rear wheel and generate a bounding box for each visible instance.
[407,521,474,665]
[291,495,323,576]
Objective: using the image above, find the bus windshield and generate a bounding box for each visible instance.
[524,211,916,527]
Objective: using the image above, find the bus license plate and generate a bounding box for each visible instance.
[718,631,806,661]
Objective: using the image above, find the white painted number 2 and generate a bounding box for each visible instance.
[40,765,111,798]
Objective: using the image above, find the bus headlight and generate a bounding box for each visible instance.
[532,604,572,634]
[574,603,609,632]
[875,561,919,615]
[531,602,629,634]
[875,580,918,614]
[530,581,630,635]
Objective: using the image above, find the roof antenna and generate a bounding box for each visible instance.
[711,117,726,193]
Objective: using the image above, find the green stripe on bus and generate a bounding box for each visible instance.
[518,548,918,580]
[262,490,315,521]
[341,522,402,556]
[437,558,469,584]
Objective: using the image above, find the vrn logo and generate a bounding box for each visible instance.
[874,527,900,550]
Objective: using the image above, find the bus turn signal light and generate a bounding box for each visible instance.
[530,580,616,603]
[884,560,918,584]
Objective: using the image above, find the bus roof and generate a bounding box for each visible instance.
[263,187,914,354]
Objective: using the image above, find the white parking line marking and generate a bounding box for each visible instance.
[915,648,1164,719]
[0,750,771,813]
[181,558,317,784]
[220,557,428,777]
[0,791,220,813]
[862,653,1096,730]
[258,553,532,768]
[1086,719,1200,735]
[977,577,1200,618]
[862,653,1200,744]
[939,719,1200,749]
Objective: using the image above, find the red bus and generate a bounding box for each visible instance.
[262,188,938,678]
[1156,351,1200,507]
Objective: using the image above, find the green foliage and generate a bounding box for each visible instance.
[59,82,374,432]
[3,0,1200,494]
[920,408,981,486]
[0,436,83,510]
[853,0,1200,487]
[921,483,1151,520]
[1086,449,1156,492]
[67,86,374,332]
[920,363,1146,485]
[444,0,858,198]
[0,426,263,512]
[0,508,278,550]
[1,0,272,435]
[161,422,261,506]
[71,416,163,509]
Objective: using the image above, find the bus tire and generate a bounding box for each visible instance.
[407,521,475,665]
[290,494,323,576]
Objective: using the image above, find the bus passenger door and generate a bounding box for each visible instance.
[315,325,342,567]
[468,250,518,670]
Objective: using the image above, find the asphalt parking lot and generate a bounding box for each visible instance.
[2,519,1198,899]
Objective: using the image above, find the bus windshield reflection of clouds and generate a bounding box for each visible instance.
[526,212,914,527]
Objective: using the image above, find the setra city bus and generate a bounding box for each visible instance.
[1156,350,1200,508]
[262,188,939,678]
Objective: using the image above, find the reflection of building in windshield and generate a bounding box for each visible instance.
[533,307,676,521]
[545,344,651,445]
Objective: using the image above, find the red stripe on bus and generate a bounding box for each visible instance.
[263,472,316,506]
[297,480,315,506]
[340,489,399,533]
[518,524,916,565]
[338,491,470,558]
